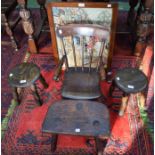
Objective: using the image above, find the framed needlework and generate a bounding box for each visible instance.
[46,2,118,69]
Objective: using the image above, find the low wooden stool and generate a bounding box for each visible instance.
[8,63,48,106]
[42,100,110,155]
[109,68,148,116]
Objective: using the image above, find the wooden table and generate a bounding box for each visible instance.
[42,100,110,155]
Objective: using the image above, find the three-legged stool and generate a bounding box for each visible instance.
[109,68,148,116]
[8,62,48,106]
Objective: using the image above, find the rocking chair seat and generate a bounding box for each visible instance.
[62,67,101,99]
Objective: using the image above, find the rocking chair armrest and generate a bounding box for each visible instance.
[53,55,66,81]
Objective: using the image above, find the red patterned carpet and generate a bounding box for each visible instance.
[2,53,153,155]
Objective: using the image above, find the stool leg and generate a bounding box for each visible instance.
[51,134,58,152]
[12,87,20,104]
[39,74,48,88]
[109,80,115,97]
[137,92,146,108]
[119,94,129,116]
[31,84,42,106]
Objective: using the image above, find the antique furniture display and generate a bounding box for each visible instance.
[8,63,48,106]
[42,100,110,155]
[17,0,48,53]
[127,0,153,57]
[2,0,21,51]
[54,24,110,99]
[110,68,148,116]
[46,2,118,69]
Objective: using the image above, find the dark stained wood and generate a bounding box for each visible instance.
[12,87,20,104]
[8,63,40,88]
[31,84,42,106]
[39,74,48,88]
[53,55,66,81]
[42,100,110,137]
[51,134,58,152]
[46,2,118,69]
[1,0,20,51]
[114,68,148,94]
[110,67,148,116]
[62,67,101,99]
[8,63,48,106]
[57,24,109,41]
[18,3,38,54]
[54,24,112,99]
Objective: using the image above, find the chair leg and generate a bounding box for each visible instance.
[119,94,129,116]
[39,74,48,88]
[51,134,58,152]
[31,84,42,106]
[12,87,20,104]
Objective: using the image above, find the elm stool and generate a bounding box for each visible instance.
[42,100,110,155]
[109,68,148,116]
[8,63,48,106]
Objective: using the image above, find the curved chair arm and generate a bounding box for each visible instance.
[53,55,66,81]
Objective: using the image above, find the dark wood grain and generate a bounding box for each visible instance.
[8,63,40,88]
[1,0,20,51]
[62,67,101,99]
[114,68,148,94]
[42,99,110,137]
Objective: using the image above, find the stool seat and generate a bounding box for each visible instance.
[114,68,148,94]
[8,63,40,87]
[42,100,110,137]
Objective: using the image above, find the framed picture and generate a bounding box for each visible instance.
[46,2,118,69]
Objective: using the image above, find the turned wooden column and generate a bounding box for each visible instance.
[127,0,139,27]
[37,0,47,19]
[17,0,38,53]
[2,14,18,51]
[33,0,47,39]
[134,0,153,57]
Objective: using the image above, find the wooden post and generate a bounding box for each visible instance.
[51,134,58,152]
[134,0,153,57]
[17,0,38,53]
[127,0,139,27]
[119,94,129,116]
[2,14,18,51]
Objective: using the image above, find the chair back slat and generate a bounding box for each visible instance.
[57,24,109,71]
[96,41,105,71]
[89,49,93,72]
[82,36,85,71]
[60,37,69,70]
[71,36,77,71]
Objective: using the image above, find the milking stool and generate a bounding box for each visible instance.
[8,62,48,106]
[109,67,148,116]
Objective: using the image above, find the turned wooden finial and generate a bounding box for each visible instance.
[19,8,37,53]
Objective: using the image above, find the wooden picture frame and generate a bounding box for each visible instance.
[46,2,118,69]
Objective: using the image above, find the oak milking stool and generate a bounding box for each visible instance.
[110,68,148,116]
[8,63,48,106]
[42,100,110,155]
